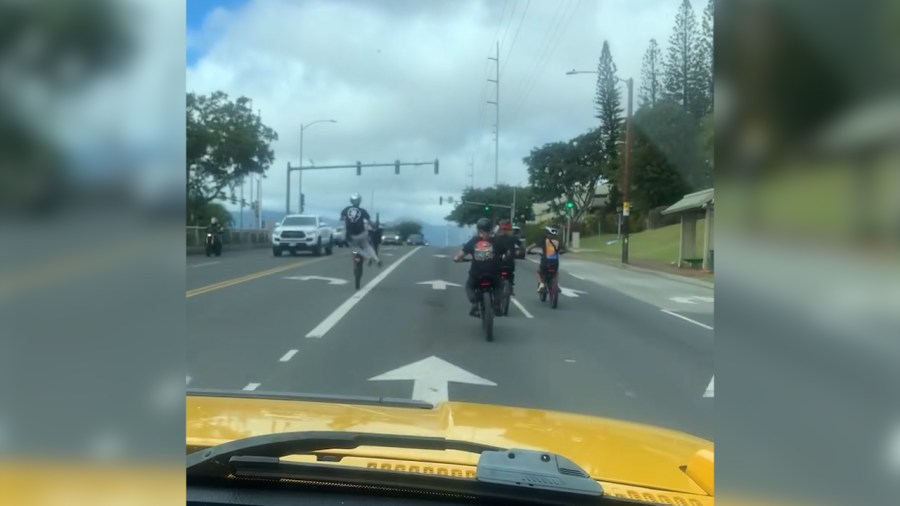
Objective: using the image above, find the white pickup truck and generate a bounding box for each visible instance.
[272,214,334,257]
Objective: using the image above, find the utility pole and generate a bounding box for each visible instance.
[240,177,245,229]
[510,186,516,224]
[622,78,633,264]
[487,41,499,185]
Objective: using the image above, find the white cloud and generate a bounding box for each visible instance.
[187,0,679,223]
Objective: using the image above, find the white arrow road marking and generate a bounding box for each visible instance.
[661,309,714,330]
[369,356,496,404]
[433,254,448,258]
[417,280,462,290]
[559,286,588,298]
[186,375,191,385]
[284,275,348,285]
[243,383,261,391]
[885,419,900,476]
[669,295,715,304]
[306,247,422,338]
[703,376,714,397]
[190,261,220,268]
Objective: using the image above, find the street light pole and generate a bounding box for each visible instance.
[622,77,633,264]
[296,119,337,214]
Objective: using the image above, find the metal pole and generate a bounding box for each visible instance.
[510,187,516,224]
[494,41,500,185]
[622,78,633,264]
[258,175,262,228]
[299,124,304,213]
[240,177,244,229]
[286,162,291,214]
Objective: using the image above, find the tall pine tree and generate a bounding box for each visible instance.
[639,39,663,108]
[699,0,714,115]
[593,41,624,185]
[663,0,707,120]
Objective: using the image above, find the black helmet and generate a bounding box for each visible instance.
[476,217,492,232]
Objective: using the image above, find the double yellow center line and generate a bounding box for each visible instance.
[186,257,328,298]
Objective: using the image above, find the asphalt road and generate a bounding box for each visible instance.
[187,244,714,440]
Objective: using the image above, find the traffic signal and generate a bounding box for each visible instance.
[565,201,574,209]
[434,159,439,174]
[484,205,490,212]
[395,159,400,175]
[300,193,305,212]
[356,161,361,176]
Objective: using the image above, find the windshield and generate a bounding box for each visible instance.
[281,216,316,226]
[186,0,714,495]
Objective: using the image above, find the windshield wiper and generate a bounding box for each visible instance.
[188,431,604,505]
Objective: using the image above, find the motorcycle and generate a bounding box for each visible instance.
[205,231,222,257]
[473,275,497,341]
[351,249,364,290]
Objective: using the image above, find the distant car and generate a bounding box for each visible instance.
[381,230,402,245]
[333,226,347,247]
[406,233,425,246]
[512,226,526,259]
[272,214,334,256]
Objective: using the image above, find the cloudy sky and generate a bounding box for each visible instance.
[186,0,681,224]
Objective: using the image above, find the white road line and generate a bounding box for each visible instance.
[243,382,261,391]
[189,261,220,268]
[306,246,422,338]
[570,272,586,280]
[186,375,192,385]
[279,349,299,362]
[661,309,714,330]
[703,376,714,398]
[510,298,534,319]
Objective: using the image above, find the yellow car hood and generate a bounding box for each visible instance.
[187,393,713,500]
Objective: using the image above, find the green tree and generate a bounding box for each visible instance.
[699,0,714,115]
[631,101,705,211]
[663,0,708,120]
[395,220,423,241]
[186,91,278,214]
[639,39,664,108]
[189,202,234,228]
[594,41,624,180]
[444,185,535,227]
[524,129,605,225]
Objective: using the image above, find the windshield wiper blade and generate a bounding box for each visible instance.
[187,431,503,472]
[188,432,604,505]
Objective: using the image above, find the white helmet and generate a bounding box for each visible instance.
[211,217,218,224]
[545,226,558,236]
[350,193,362,206]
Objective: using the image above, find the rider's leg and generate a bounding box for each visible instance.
[465,274,479,316]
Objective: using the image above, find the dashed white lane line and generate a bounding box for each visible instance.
[243,383,261,391]
[570,273,586,280]
[510,298,534,319]
[186,375,192,385]
[661,309,714,330]
[279,349,299,362]
[703,376,714,398]
[306,246,423,338]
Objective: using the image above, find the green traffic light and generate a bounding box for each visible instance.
[566,201,574,208]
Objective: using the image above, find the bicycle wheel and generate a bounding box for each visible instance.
[353,256,363,290]
[502,279,511,315]
[482,291,494,342]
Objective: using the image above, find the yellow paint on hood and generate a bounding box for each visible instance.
[187,394,713,497]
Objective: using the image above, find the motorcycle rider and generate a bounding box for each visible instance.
[369,217,383,255]
[453,218,508,317]
[494,220,518,295]
[526,225,564,292]
[340,193,381,267]
[206,217,224,237]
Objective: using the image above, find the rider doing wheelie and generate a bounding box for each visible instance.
[453,218,508,317]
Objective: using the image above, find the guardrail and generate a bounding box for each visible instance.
[187,226,271,254]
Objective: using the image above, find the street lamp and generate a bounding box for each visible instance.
[287,119,337,214]
[565,69,633,263]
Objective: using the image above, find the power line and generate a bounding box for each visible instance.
[504,0,570,112]
[500,0,531,78]
[498,0,519,51]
